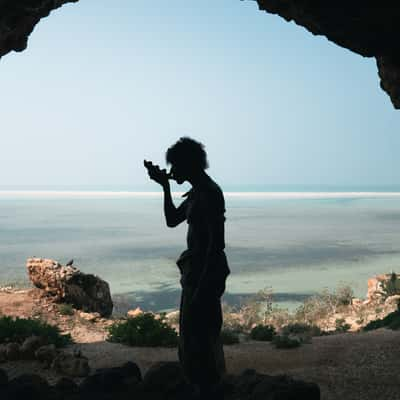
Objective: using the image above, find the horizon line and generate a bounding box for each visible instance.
[2,190,400,199]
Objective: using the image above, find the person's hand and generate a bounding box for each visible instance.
[144,160,170,188]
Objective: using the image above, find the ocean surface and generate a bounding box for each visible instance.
[2,187,400,313]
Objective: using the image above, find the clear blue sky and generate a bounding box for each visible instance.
[1,0,399,189]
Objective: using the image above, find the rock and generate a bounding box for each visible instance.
[35,344,58,365]
[351,298,363,307]
[0,368,8,387]
[79,311,101,322]
[26,257,113,317]
[127,307,143,318]
[385,294,400,307]
[81,361,142,393]
[142,361,185,394]
[251,374,320,400]
[5,343,20,361]
[0,345,7,363]
[51,352,90,377]
[8,374,50,399]
[20,335,44,359]
[54,377,79,395]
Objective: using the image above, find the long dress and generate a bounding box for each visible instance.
[176,178,230,387]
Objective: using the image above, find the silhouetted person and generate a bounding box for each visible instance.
[144,137,230,399]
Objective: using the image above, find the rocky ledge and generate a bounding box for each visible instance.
[0,361,320,400]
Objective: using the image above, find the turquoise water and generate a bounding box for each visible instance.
[1,191,400,313]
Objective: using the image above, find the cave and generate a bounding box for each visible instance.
[0,0,399,108]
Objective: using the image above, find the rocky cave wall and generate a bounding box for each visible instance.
[0,0,399,109]
[0,0,77,58]
[255,0,400,109]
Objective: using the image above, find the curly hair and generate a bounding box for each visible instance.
[165,137,209,171]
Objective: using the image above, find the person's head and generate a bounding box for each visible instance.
[165,137,209,184]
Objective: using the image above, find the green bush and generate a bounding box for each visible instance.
[335,318,351,333]
[363,309,400,331]
[250,324,276,341]
[0,316,72,347]
[272,335,301,349]
[107,313,178,347]
[220,328,240,345]
[281,322,322,337]
[382,272,400,298]
[58,303,74,316]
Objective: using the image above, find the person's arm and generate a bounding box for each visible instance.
[144,159,186,227]
[163,182,187,227]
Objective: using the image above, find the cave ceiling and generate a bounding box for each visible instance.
[1,0,399,108]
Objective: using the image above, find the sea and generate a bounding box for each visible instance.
[2,184,400,314]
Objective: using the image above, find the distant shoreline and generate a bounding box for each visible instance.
[2,190,400,199]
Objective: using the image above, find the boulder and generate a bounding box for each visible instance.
[26,257,113,317]
[80,361,142,393]
[142,361,186,394]
[20,335,44,359]
[51,352,90,377]
[35,344,59,366]
[54,377,79,395]
[5,343,20,361]
[8,374,50,399]
[0,368,8,387]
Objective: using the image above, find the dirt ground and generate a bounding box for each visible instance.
[1,289,400,400]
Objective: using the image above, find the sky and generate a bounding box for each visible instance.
[1,0,399,190]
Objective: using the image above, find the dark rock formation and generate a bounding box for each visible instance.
[0,0,78,58]
[27,258,113,317]
[255,1,400,108]
[2,0,397,108]
[0,363,320,400]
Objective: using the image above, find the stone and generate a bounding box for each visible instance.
[8,374,50,399]
[51,352,90,377]
[127,307,143,318]
[142,361,185,394]
[20,335,44,359]
[35,344,58,365]
[5,343,20,361]
[54,377,79,395]
[385,294,400,307]
[0,345,7,363]
[79,311,101,322]
[26,257,113,317]
[81,361,142,393]
[251,374,320,400]
[0,368,8,387]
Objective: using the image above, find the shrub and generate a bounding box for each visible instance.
[0,316,72,347]
[107,312,178,347]
[58,303,74,316]
[334,283,354,306]
[363,309,400,331]
[272,335,301,349]
[281,323,322,337]
[295,283,354,327]
[220,328,240,345]
[382,272,400,298]
[335,318,351,333]
[250,324,276,341]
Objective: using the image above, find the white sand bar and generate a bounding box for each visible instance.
[1,191,400,199]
